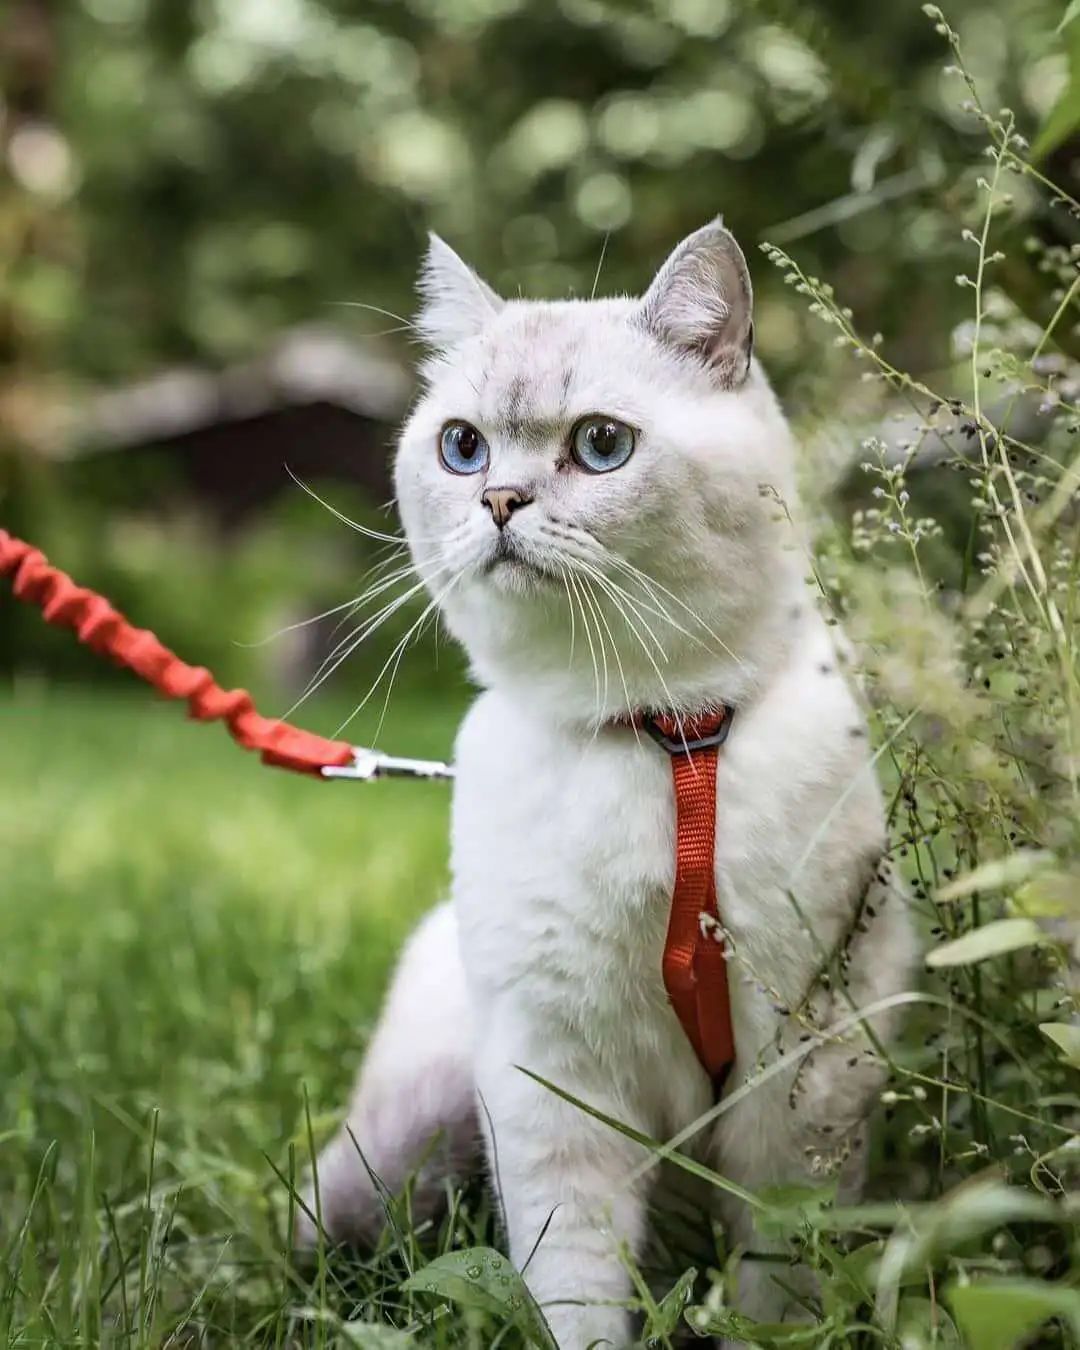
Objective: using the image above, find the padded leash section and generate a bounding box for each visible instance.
[0,528,365,777]
[641,709,737,1096]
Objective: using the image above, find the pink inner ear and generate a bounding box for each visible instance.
[702,317,754,384]
[417,235,503,351]
[641,226,753,388]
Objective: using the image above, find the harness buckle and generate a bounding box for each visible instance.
[641,708,736,756]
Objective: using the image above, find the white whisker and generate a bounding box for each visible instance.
[326,300,417,330]
[335,567,467,738]
[236,593,374,650]
[587,568,684,735]
[287,576,429,714]
[590,232,610,302]
[326,554,413,643]
[565,567,601,721]
[373,589,447,740]
[582,573,635,733]
[541,524,714,654]
[559,569,577,668]
[302,565,425,693]
[575,572,610,725]
[573,562,676,728]
[285,466,407,545]
[286,467,455,551]
[608,553,744,666]
[573,558,669,662]
[604,563,703,650]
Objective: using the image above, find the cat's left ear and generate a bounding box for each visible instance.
[640,218,754,387]
[416,233,503,351]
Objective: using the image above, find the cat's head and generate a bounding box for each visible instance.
[394,219,803,723]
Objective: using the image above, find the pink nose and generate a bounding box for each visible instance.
[481,486,532,528]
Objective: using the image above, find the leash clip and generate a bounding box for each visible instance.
[641,708,735,756]
[321,747,455,782]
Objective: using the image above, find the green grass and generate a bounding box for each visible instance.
[5,654,1080,1350]
[4,683,1079,1350]
[0,678,496,1347]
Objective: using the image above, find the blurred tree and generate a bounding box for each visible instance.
[25,0,1074,388]
[1,0,1077,686]
[0,0,68,673]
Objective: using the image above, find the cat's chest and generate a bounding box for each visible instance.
[451,697,684,998]
[447,678,869,1009]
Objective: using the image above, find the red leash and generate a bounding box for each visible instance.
[0,529,354,776]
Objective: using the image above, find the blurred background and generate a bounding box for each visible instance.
[1,0,1075,711]
[2,4,1080,1343]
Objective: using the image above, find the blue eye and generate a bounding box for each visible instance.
[570,416,635,473]
[439,421,490,475]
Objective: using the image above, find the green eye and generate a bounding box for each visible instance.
[570,416,635,473]
[439,421,489,475]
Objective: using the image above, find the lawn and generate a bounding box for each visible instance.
[3,679,1078,1349]
[0,678,482,1346]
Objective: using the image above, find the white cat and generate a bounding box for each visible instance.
[300,220,918,1347]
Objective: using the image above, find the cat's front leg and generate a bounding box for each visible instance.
[475,1009,650,1350]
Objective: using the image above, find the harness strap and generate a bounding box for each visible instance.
[641,710,736,1092]
[0,529,354,776]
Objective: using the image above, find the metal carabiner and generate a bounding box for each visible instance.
[320,746,455,782]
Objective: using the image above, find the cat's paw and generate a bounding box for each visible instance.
[292,1132,387,1251]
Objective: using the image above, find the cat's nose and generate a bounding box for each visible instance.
[481,486,532,529]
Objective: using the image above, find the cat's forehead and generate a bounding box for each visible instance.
[448,298,651,433]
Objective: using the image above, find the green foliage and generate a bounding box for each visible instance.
[1032,7,1080,160]
[1039,1021,1080,1068]
[947,1281,1080,1349]
[3,2,1080,1347]
[0,0,1072,409]
[402,1248,557,1347]
[925,916,1047,967]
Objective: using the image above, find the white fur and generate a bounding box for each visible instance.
[641,217,754,385]
[415,233,503,352]
[297,902,476,1248]
[304,223,918,1347]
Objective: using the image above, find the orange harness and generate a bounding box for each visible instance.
[1,528,736,1086]
[639,711,737,1092]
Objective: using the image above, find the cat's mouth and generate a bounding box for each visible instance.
[481,533,553,585]
[484,533,524,568]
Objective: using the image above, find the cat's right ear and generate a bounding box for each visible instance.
[640,218,754,388]
[416,234,502,351]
